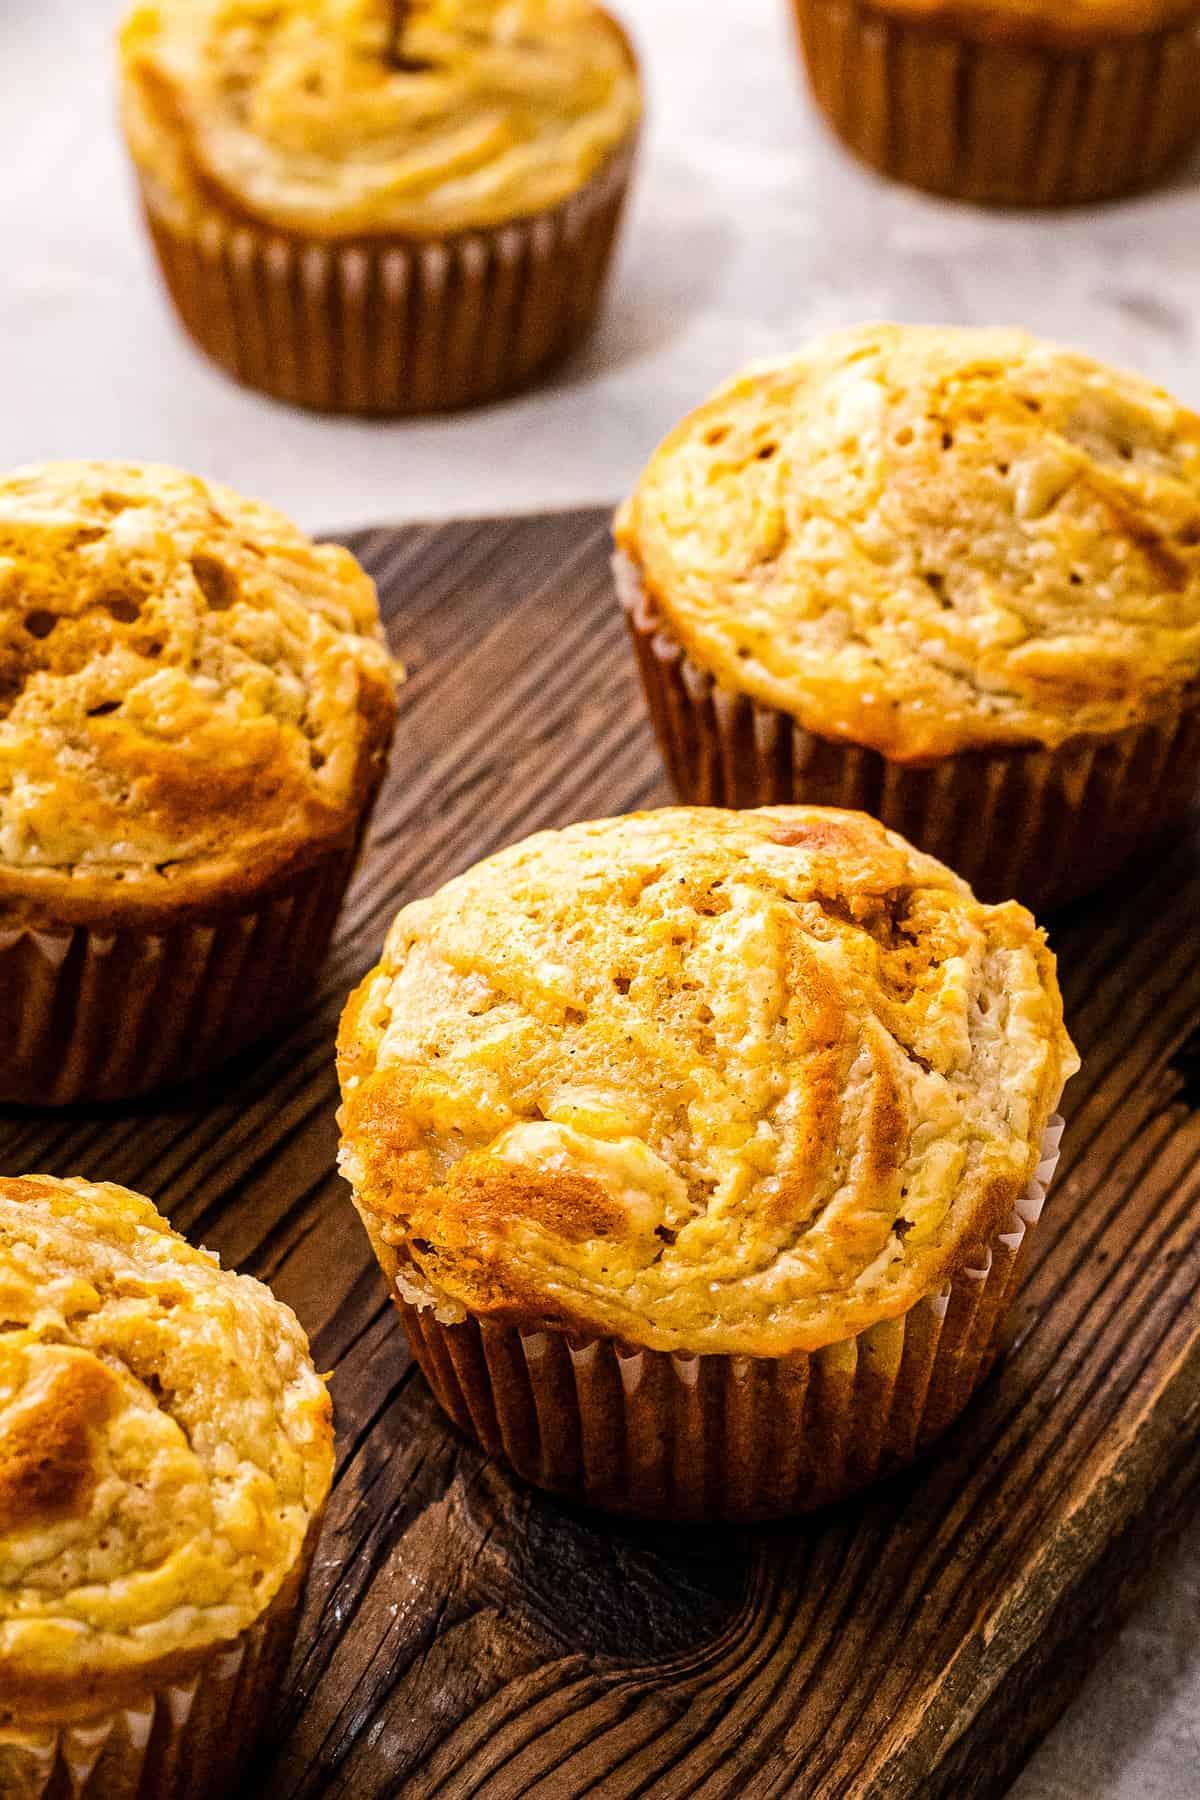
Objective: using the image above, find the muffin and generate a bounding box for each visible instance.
[0,1174,333,1798]
[790,0,1200,205]
[117,0,642,415]
[0,460,396,1104]
[336,805,1078,1521]
[616,324,1200,915]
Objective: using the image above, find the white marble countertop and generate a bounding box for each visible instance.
[3,2,1200,1794]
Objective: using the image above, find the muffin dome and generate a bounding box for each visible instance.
[0,1174,332,1714]
[119,0,641,238]
[338,806,1077,1356]
[615,324,1200,761]
[0,461,395,921]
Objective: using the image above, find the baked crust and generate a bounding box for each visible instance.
[0,461,396,928]
[0,1175,333,1719]
[615,325,1200,762]
[118,0,642,240]
[337,806,1079,1357]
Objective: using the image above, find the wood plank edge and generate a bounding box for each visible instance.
[928,1442,1200,1800]
[864,1334,1200,1797]
[328,502,616,551]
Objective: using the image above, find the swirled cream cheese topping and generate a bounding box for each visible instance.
[0,461,395,918]
[119,0,642,237]
[0,1176,332,1710]
[617,325,1200,760]
[338,807,1078,1356]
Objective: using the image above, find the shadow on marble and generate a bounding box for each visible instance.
[559,153,735,388]
[1116,139,1200,205]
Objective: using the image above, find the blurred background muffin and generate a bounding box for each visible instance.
[337,805,1077,1520]
[0,1173,333,1799]
[118,0,642,414]
[0,460,396,1104]
[790,0,1200,205]
[617,323,1200,913]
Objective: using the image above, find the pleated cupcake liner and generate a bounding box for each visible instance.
[617,553,1200,914]
[393,1120,1064,1522]
[134,135,637,416]
[0,838,361,1106]
[790,0,1200,206]
[0,1543,311,1800]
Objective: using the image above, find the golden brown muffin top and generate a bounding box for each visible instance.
[0,461,395,926]
[616,325,1200,762]
[119,0,641,239]
[337,807,1078,1357]
[0,1175,332,1716]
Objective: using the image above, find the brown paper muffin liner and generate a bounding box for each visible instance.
[0,836,364,1106]
[618,554,1200,913]
[0,1534,315,1800]
[789,0,1200,206]
[394,1120,1063,1522]
[133,136,637,416]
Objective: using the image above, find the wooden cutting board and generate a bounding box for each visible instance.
[5,508,1200,1800]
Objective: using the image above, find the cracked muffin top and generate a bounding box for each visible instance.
[119,0,641,239]
[337,806,1078,1356]
[0,1175,332,1717]
[0,461,395,925]
[615,324,1200,761]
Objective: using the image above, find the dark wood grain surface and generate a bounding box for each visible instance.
[4,509,1199,1799]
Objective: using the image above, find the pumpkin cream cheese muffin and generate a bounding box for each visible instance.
[0,460,396,1103]
[0,1175,332,1796]
[118,0,642,412]
[790,0,1200,204]
[618,325,1200,913]
[338,806,1078,1518]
